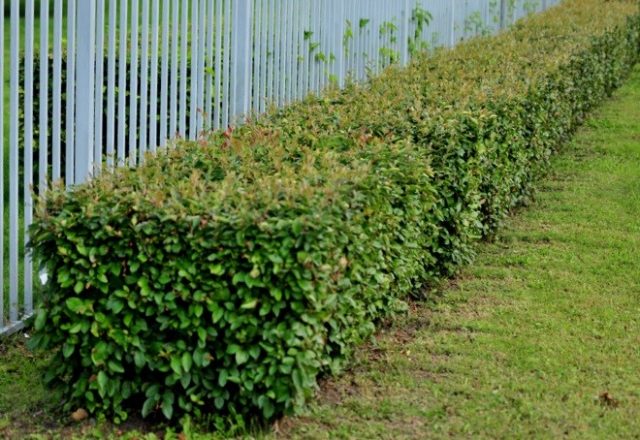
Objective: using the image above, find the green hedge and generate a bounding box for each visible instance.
[27,0,640,425]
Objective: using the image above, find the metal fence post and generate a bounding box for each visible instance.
[75,0,96,184]
[450,0,456,47]
[400,0,410,65]
[500,0,506,29]
[231,0,253,121]
[9,0,20,325]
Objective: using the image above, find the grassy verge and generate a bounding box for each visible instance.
[272,65,640,439]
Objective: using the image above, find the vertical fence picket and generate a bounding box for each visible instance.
[95,0,105,173]
[128,0,139,165]
[179,0,188,136]
[189,0,199,139]
[117,0,128,165]
[0,0,4,329]
[320,0,329,88]
[75,0,95,183]
[258,0,268,111]
[221,0,231,127]
[296,0,306,99]
[106,0,117,168]
[9,0,20,324]
[196,0,206,135]
[52,0,62,179]
[251,0,261,112]
[205,0,215,127]
[149,0,159,151]
[139,0,149,161]
[400,0,410,65]
[286,0,294,103]
[24,0,35,315]
[266,0,275,109]
[159,0,170,146]
[450,0,456,46]
[169,0,179,139]
[333,0,340,80]
[282,0,290,104]
[231,0,252,120]
[8,1,20,323]
[272,0,281,105]
[66,0,76,183]
[39,0,50,191]
[213,0,223,129]
[290,0,299,101]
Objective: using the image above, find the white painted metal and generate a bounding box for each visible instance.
[106,0,117,168]
[139,0,150,161]
[169,0,179,141]
[24,0,34,316]
[196,0,206,133]
[75,0,96,183]
[52,0,62,178]
[129,0,139,165]
[179,0,188,136]
[66,0,76,183]
[0,0,4,330]
[189,0,199,140]
[39,0,50,190]
[148,0,159,151]
[10,0,21,325]
[117,0,128,165]
[213,0,223,129]
[95,0,105,173]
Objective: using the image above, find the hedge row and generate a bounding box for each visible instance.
[28,0,640,424]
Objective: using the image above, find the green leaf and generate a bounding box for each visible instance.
[218,369,229,387]
[134,351,146,368]
[66,297,86,313]
[181,352,193,373]
[209,264,224,275]
[212,307,224,323]
[162,392,175,419]
[108,360,125,374]
[141,397,156,418]
[97,371,108,392]
[91,342,109,366]
[106,298,125,314]
[241,299,258,309]
[62,343,75,358]
[34,309,47,330]
[170,356,182,374]
[235,350,249,365]
[193,349,205,367]
[292,220,303,236]
[74,281,84,294]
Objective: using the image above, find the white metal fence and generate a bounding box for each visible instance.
[0,0,561,336]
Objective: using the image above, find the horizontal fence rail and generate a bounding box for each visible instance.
[0,0,561,336]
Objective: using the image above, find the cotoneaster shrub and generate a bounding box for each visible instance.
[28,0,640,425]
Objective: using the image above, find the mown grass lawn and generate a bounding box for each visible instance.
[0,66,639,439]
